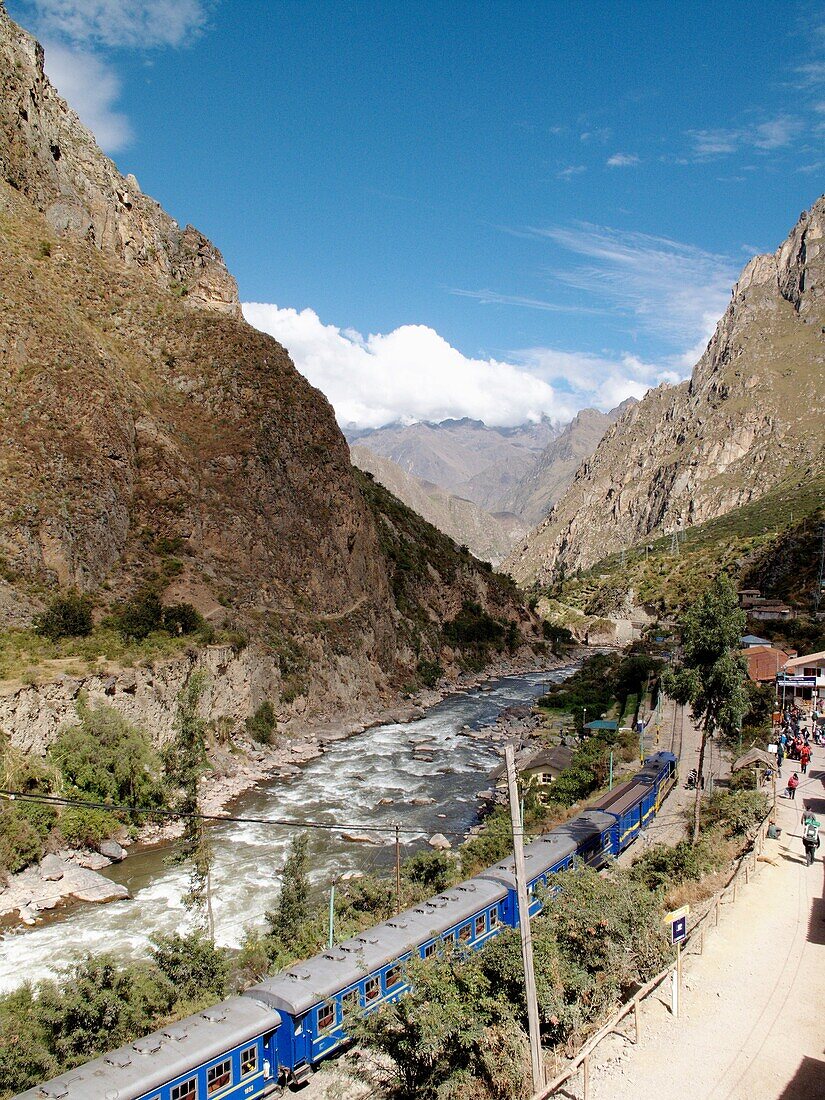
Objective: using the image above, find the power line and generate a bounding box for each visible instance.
[0,789,459,838]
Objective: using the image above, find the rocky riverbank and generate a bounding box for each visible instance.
[1,650,577,928]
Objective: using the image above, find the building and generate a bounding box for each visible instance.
[777,650,825,710]
[741,644,794,683]
[741,634,772,649]
[490,744,574,795]
[738,589,763,609]
[750,600,794,622]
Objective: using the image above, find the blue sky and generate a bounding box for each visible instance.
[9,0,825,426]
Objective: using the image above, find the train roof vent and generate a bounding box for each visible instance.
[105,1050,132,1068]
[133,1035,163,1055]
[287,968,312,980]
[41,1082,70,1097]
[356,934,379,944]
[322,950,346,961]
[426,898,447,909]
[163,1025,188,1042]
[201,1006,227,1023]
[387,919,408,928]
[456,883,476,892]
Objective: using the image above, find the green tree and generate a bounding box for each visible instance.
[150,932,228,1006]
[662,575,747,842]
[267,834,311,944]
[163,673,214,938]
[33,590,93,641]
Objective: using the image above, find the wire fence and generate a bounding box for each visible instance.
[530,809,774,1100]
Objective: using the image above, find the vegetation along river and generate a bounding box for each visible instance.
[0,664,580,992]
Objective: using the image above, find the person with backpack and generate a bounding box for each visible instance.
[787,772,800,800]
[801,812,821,866]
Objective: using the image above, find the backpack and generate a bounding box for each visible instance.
[804,822,818,844]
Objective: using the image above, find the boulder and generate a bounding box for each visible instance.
[40,854,65,881]
[98,839,126,862]
[428,833,451,850]
[341,832,380,846]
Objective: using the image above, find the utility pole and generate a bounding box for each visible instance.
[394,823,402,915]
[505,745,544,1093]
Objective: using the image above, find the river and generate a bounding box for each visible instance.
[0,664,579,992]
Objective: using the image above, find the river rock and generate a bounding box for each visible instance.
[340,870,364,881]
[340,832,380,846]
[410,796,436,806]
[73,850,111,870]
[69,868,130,904]
[40,854,65,881]
[428,833,451,850]
[476,789,495,801]
[377,797,394,806]
[98,839,127,862]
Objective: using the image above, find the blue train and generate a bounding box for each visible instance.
[17,751,677,1100]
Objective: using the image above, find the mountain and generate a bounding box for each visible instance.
[0,8,540,749]
[350,446,526,565]
[500,402,633,527]
[347,417,560,513]
[507,196,825,587]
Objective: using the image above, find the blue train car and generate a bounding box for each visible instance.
[14,997,282,1100]
[16,753,680,1098]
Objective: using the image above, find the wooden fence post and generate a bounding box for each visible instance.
[583,1054,590,1100]
[633,994,640,1044]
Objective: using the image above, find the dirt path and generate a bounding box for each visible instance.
[587,740,825,1100]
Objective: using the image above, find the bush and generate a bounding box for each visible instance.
[443,602,505,650]
[51,699,166,809]
[416,659,443,688]
[245,701,276,745]
[0,808,45,875]
[33,591,93,641]
[701,790,769,837]
[150,932,228,1005]
[628,838,721,893]
[58,806,120,849]
[109,590,164,640]
[161,603,203,637]
[402,849,454,895]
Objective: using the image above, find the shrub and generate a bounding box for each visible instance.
[161,603,203,636]
[416,659,443,688]
[701,789,769,837]
[0,808,45,875]
[58,806,120,849]
[33,591,93,641]
[402,849,454,895]
[443,601,505,650]
[109,590,164,640]
[150,932,228,1005]
[245,701,276,745]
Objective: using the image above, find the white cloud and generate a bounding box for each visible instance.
[528,222,737,347]
[22,0,207,47]
[556,164,586,180]
[44,41,131,151]
[606,153,639,167]
[511,347,681,411]
[242,304,585,429]
[687,115,802,158]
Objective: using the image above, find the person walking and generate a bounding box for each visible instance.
[801,811,821,866]
[776,742,785,776]
[788,772,800,800]
[800,743,811,775]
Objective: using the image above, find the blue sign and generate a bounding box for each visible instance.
[671,915,687,944]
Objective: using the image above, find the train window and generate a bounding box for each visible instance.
[458,923,472,942]
[365,977,380,1002]
[317,1001,336,1030]
[423,941,437,959]
[240,1045,257,1076]
[490,907,500,927]
[475,914,486,936]
[385,965,402,989]
[342,989,360,1014]
[171,1078,197,1100]
[207,1059,232,1095]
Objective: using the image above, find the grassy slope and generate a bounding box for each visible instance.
[547,477,825,617]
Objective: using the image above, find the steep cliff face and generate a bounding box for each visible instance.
[0,9,538,753]
[0,7,239,316]
[501,402,632,527]
[507,196,825,586]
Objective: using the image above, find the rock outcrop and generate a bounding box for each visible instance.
[0,7,239,316]
[507,196,825,585]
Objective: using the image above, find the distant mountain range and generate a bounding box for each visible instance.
[347,407,631,560]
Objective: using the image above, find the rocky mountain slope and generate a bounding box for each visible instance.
[350,445,525,564]
[0,7,540,752]
[500,402,632,526]
[507,195,825,586]
[347,416,559,513]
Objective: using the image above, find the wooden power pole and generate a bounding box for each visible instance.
[505,744,545,1092]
